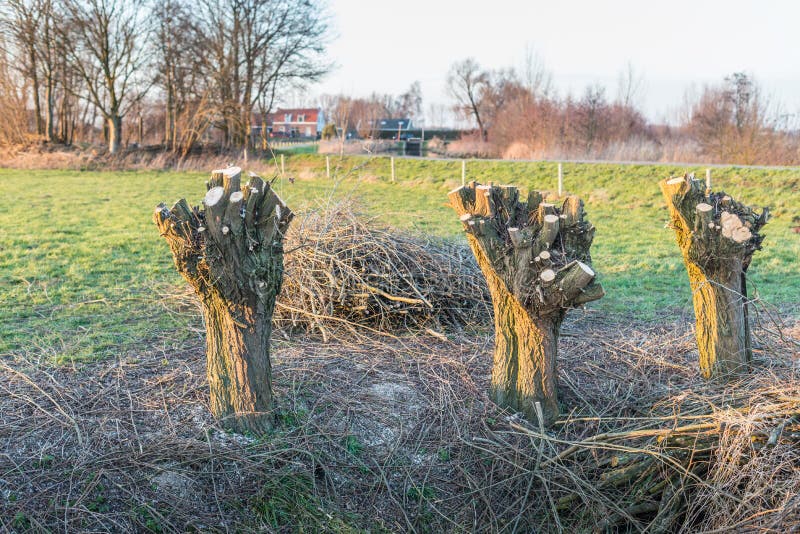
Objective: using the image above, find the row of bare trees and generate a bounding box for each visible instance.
[447,57,800,165]
[319,82,423,139]
[446,58,651,158]
[0,0,329,154]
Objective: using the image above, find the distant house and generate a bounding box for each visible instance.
[371,118,414,139]
[253,107,325,139]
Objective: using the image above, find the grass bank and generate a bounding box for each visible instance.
[1,157,797,362]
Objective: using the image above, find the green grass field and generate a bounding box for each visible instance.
[1,156,798,363]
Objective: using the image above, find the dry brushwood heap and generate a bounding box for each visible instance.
[154,167,293,434]
[274,203,488,339]
[522,365,800,532]
[660,174,768,379]
[449,181,603,425]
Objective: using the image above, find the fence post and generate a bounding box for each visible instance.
[391,156,395,183]
[326,155,330,178]
[706,168,712,192]
[558,162,563,196]
[281,154,285,175]
[461,159,466,186]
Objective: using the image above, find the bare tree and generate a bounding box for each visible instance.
[616,61,645,109]
[3,0,44,135]
[153,0,206,151]
[521,44,552,98]
[447,58,491,141]
[396,81,423,119]
[3,0,83,145]
[0,35,30,144]
[54,25,85,145]
[573,84,608,154]
[193,0,329,149]
[689,73,775,164]
[63,0,149,154]
[34,0,60,142]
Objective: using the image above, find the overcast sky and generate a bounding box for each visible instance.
[309,0,800,125]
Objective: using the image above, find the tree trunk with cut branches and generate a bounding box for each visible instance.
[449,182,603,425]
[660,174,768,379]
[154,167,293,433]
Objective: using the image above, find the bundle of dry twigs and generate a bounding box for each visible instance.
[494,317,800,533]
[275,202,489,339]
[509,393,800,532]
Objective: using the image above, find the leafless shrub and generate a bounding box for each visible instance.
[440,135,497,159]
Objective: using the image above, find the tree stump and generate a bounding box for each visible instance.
[154,167,293,433]
[449,182,603,425]
[660,174,768,379]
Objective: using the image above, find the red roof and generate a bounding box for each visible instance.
[264,108,320,125]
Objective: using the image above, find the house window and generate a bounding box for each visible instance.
[305,127,311,136]
[284,113,292,122]
[297,114,305,122]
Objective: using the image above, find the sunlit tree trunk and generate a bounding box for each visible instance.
[660,174,768,378]
[450,183,603,425]
[155,167,294,433]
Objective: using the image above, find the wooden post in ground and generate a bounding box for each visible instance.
[449,182,603,425]
[391,156,395,183]
[558,163,564,196]
[154,167,294,433]
[705,168,712,193]
[461,160,466,186]
[660,174,768,379]
[326,155,330,178]
[280,154,285,175]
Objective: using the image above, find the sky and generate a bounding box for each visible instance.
[308,0,800,125]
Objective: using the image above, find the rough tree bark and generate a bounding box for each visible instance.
[107,115,123,155]
[449,182,603,425]
[660,174,768,379]
[154,167,293,433]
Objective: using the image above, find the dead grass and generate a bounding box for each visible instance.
[1,294,798,532]
[318,139,398,155]
[0,143,287,174]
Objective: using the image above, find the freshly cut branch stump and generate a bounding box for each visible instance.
[154,167,293,433]
[449,182,603,425]
[660,174,768,379]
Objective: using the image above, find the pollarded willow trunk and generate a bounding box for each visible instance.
[154,167,293,433]
[449,182,603,425]
[660,174,768,379]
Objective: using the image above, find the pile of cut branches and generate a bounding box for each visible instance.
[514,393,799,532]
[498,320,800,533]
[275,202,489,339]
